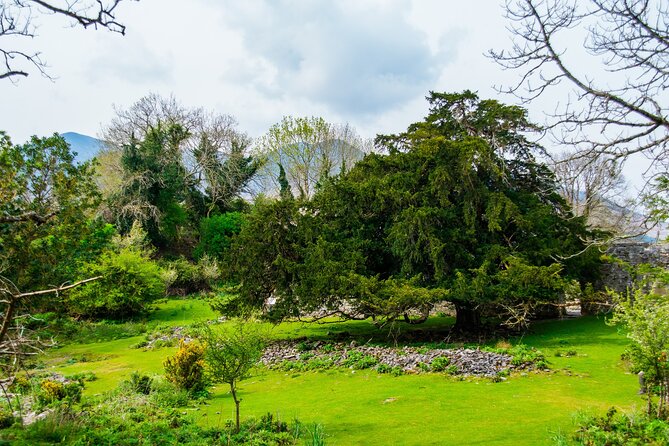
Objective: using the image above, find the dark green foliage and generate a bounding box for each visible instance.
[124,371,153,395]
[608,266,669,419]
[106,121,258,257]
[0,132,101,295]
[224,197,303,319]
[226,92,597,330]
[506,345,548,369]
[194,134,261,217]
[376,364,404,376]
[109,124,192,250]
[5,385,218,445]
[278,163,293,200]
[430,356,451,372]
[0,409,14,429]
[563,408,669,445]
[194,212,244,259]
[341,351,378,370]
[36,379,83,408]
[67,248,165,319]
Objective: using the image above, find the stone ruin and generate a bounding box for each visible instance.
[599,241,669,293]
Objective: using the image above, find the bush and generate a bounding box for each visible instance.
[22,409,80,443]
[163,340,207,392]
[376,364,404,376]
[342,351,378,370]
[562,407,669,445]
[0,408,15,429]
[38,379,66,405]
[149,379,191,408]
[35,378,83,408]
[194,212,244,260]
[9,375,31,394]
[162,255,221,295]
[124,371,153,395]
[67,248,165,319]
[12,382,315,445]
[507,345,548,369]
[430,356,451,372]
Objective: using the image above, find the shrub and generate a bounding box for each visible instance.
[9,375,31,394]
[566,408,669,445]
[430,356,451,372]
[194,212,244,260]
[342,351,378,370]
[38,380,66,404]
[0,408,15,429]
[148,379,191,408]
[162,255,221,295]
[445,365,459,375]
[124,371,153,395]
[508,345,548,369]
[163,340,207,392]
[22,409,80,443]
[376,364,404,376]
[67,247,165,319]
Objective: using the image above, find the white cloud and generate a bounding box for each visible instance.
[215,0,455,117]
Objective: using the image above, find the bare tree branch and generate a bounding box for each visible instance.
[0,0,135,81]
[491,0,669,188]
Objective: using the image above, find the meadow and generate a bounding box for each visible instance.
[39,298,640,446]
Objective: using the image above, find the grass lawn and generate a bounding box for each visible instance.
[44,299,639,445]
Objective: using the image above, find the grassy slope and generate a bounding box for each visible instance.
[46,300,638,446]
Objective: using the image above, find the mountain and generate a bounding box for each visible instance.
[61,132,105,162]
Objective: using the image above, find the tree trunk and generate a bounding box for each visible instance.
[454,304,481,331]
[230,382,240,432]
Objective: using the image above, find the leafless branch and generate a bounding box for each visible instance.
[491,0,669,189]
[0,0,135,81]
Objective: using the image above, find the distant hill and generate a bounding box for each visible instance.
[61,132,105,162]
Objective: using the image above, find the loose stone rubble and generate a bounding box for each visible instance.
[261,341,536,377]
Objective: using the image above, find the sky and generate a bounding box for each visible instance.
[0,0,652,190]
[0,1,516,142]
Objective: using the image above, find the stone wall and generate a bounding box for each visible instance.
[599,241,669,292]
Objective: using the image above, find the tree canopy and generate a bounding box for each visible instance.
[225,92,599,330]
[0,132,101,292]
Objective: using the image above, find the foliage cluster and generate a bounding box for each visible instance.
[162,255,221,295]
[609,265,669,419]
[0,133,102,294]
[556,408,669,446]
[194,212,244,260]
[226,92,599,330]
[67,247,165,319]
[1,373,322,446]
[163,340,208,393]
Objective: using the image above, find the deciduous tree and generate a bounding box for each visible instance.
[199,323,266,432]
[256,116,369,199]
[491,0,669,190]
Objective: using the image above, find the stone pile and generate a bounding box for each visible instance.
[261,341,528,377]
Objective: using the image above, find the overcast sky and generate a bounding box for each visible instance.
[0,0,652,190]
[0,1,519,141]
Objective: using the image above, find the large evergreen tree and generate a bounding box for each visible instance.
[227,92,599,330]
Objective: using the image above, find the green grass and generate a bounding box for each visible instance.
[43,300,639,445]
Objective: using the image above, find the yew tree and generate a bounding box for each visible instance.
[227,92,599,331]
